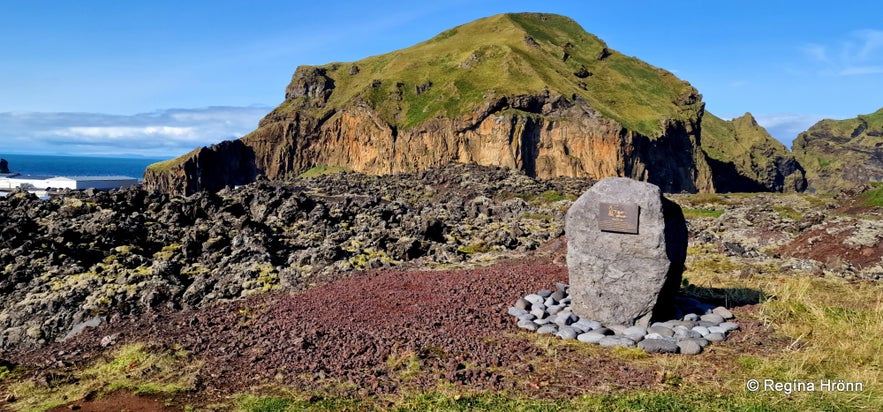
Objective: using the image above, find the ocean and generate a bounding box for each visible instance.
[0,153,167,180]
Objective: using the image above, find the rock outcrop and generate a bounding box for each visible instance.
[142,140,258,195]
[0,158,9,174]
[0,164,588,349]
[700,113,806,192]
[792,108,883,192]
[143,13,715,195]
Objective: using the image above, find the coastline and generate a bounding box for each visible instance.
[0,153,166,180]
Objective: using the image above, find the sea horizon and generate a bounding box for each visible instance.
[0,153,170,180]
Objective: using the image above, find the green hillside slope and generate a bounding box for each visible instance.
[792,108,883,192]
[265,12,701,138]
[701,113,806,192]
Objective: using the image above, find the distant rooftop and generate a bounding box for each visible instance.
[0,174,137,181]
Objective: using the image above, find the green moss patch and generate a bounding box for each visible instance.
[682,208,724,219]
[6,343,198,411]
[859,183,883,207]
[298,165,348,178]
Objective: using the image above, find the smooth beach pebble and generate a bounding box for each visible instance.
[510,284,737,355]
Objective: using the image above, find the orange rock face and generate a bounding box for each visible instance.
[145,93,714,195]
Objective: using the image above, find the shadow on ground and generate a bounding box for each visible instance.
[682,284,767,307]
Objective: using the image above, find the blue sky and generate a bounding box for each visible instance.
[1,1,881,157]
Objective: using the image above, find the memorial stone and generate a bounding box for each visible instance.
[565,177,687,327]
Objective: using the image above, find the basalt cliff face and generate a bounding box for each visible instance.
[700,113,807,192]
[142,140,257,195]
[792,108,883,193]
[145,13,715,195]
[237,91,713,193]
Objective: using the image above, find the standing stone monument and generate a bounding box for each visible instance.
[565,177,687,327]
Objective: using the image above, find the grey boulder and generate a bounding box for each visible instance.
[566,178,686,327]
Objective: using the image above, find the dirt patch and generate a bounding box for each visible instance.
[45,390,180,412]
[779,223,883,270]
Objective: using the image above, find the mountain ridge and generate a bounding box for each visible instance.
[792,107,883,192]
[145,12,715,194]
[143,12,843,195]
[701,112,806,192]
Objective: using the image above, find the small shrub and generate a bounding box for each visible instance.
[0,365,11,380]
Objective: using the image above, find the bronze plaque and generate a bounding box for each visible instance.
[598,202,640,234]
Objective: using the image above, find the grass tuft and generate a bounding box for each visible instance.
[772,205,803,220]
[859,183,883,207]
[5,343,198,411]
[683,192,729,206]
[682,208,725,219]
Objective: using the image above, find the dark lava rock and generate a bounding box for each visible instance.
[0,164,592,350]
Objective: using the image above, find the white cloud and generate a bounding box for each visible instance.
[55,126,197,140]
[0,106,270,158]
[803,29,883,77]
[752,113,827,147]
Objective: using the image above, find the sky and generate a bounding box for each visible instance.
[1,0,881,158]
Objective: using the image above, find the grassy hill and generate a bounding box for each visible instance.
[701,112,806,192]
[264,12,701,138]
[792,108,883,192]
[147,12,709,192]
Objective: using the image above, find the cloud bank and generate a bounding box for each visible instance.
[0,107,833,158]
[0,106,271,158]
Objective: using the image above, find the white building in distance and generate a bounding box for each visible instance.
[0,174,138,191]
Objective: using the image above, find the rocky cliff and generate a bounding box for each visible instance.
[700,113,807,192]
[792,108,883,192]
[144,13,715,195]
[142,140,257,195]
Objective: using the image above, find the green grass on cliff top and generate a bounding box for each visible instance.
[791,107,883,189]
[804,107,883,142]
[700,112,789,163]
[145,146,201,173]
[274,13,699,137]
[794,108,883,152]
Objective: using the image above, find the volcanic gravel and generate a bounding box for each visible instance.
[10,254,660,398]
